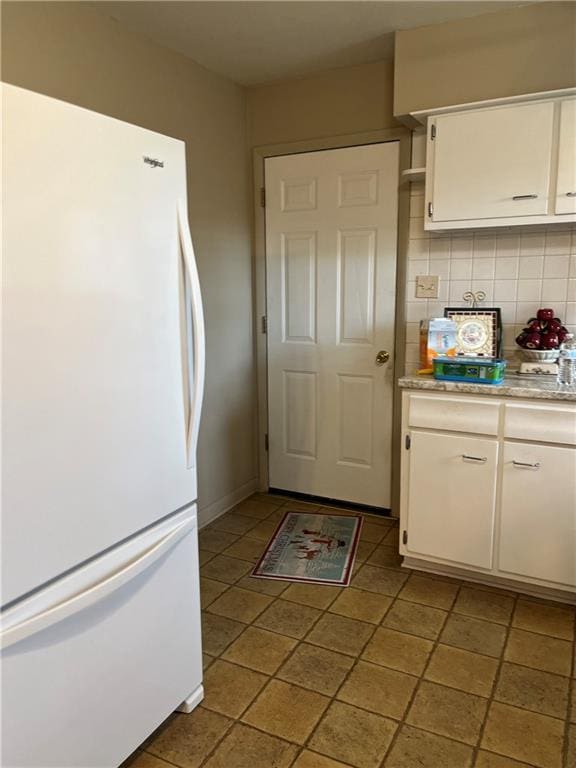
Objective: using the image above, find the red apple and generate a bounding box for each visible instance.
[540,332,560,349]
[548,319,563,331]
[558,328,569,343]
[516,331,529,348]
[524,332,542,349]
[537,308,555,321]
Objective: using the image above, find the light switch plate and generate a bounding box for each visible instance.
[415,275,439,298]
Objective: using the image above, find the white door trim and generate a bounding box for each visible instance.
[252,127,412,513]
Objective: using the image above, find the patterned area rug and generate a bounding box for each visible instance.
[251,511,362,586]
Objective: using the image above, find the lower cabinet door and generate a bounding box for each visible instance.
[499,442,576,586]
[405,431,498,568]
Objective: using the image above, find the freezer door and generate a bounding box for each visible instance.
[2,85,205,604]
[1,507,203,768]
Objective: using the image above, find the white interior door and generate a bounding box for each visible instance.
[265,143,399,508]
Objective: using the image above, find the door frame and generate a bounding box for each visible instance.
[253,127,411,514]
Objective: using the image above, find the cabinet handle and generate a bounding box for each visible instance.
[566,192,576,197]
[462,454,487,463]
[512,194,538,201]
[512,460,540,470]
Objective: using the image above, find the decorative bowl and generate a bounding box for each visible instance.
[520,349,559,362]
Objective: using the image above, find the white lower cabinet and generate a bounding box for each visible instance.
[499,441,576,587]
[405,431,498,569]
[400,389,576,599]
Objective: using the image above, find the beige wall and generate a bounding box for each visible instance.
[247,59,396,147]
[1,2,257,525]
[394,2,576,118]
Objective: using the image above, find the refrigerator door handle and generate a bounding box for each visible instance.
[0,516,195,650]
[177,200,206,469]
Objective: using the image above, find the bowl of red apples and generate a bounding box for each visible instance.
[515,308,568,360]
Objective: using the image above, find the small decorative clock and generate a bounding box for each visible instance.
[444,308,502,357]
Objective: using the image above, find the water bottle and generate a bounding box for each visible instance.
[557,334,576,385]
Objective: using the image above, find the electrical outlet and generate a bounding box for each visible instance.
[415,275,439,299]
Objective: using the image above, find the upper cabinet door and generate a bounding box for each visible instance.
[555,99,576,215]
[429,102,555,222]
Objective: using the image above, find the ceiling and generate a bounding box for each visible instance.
[95,1,527,86]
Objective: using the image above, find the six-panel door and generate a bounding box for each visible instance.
[499,441,576,587]
[404,431,498,568]
[265,143,399,507]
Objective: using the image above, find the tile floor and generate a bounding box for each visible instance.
[124,494,576,768]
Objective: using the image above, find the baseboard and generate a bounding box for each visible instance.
[176,684,204,714]
[198,478,259,529]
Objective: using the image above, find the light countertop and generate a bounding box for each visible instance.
[398,373,576,402]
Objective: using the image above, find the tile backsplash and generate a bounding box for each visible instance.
[404,181,576,374]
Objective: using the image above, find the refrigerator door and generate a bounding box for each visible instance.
[1,507,203,768]
[2,84,205,604]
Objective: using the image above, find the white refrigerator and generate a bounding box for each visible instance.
[1,84,205,767]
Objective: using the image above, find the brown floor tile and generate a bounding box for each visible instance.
[292,751,353,768]
[202,722,297,768]
[382,527,400,546]
[202,660,267,718]
[363,512,395,527]
[198,550,216,567]
[328,587,392,624]
[222,626,296,674]
[424,644,498,698]
[453,586,515,625]
[235,574,288,596]
[254,599,322,639]
[352,564,409,596]
[198,528,239,554]
[383,724,474,768]
[366,544,403,570]
[200,555,252,585]
[277,642,354,695]
[337,660,417,719]
[504,629,573,676]
[210,513,259,536]
[282,582,340,609]
[206,586,273,624]
[481,701,564,768]
[398,575,459,610]
[512,600,575,640]
[495,662,570,719]
[242,679,329,744]
[308,700,397,768]
[360,522,386,544]
[571,687,576,723]
[223,536,265,564]
[355,540,378,564]
[200,578,228,609]
[147,710,231,768]
[280,500,322,512]
[382,599,448,640]
[235,498,283,519]
[201,613,245,656]
[125,754,174,768]
[440,614,507,658]
[406,680,488,746]
[475,751,537,767]
[568,724,576,767]
[362,627,433,676]
[306,612,374,656]
[245,519,280,542]
[202,653,214,671]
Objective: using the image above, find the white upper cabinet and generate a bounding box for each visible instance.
[555,98,576,215]
[422,92,576,230]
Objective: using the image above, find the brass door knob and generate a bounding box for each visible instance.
[375,350,390,365]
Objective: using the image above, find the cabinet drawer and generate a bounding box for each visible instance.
[504,403,576,445]
[408,394,500,436]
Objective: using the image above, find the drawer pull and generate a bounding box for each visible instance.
[462,454,487,463]
[512,194,538,201]
[512,460,540,470]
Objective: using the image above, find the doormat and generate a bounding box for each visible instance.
[251,511,362,586]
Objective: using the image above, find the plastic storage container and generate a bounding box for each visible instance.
[432,357,507,385]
